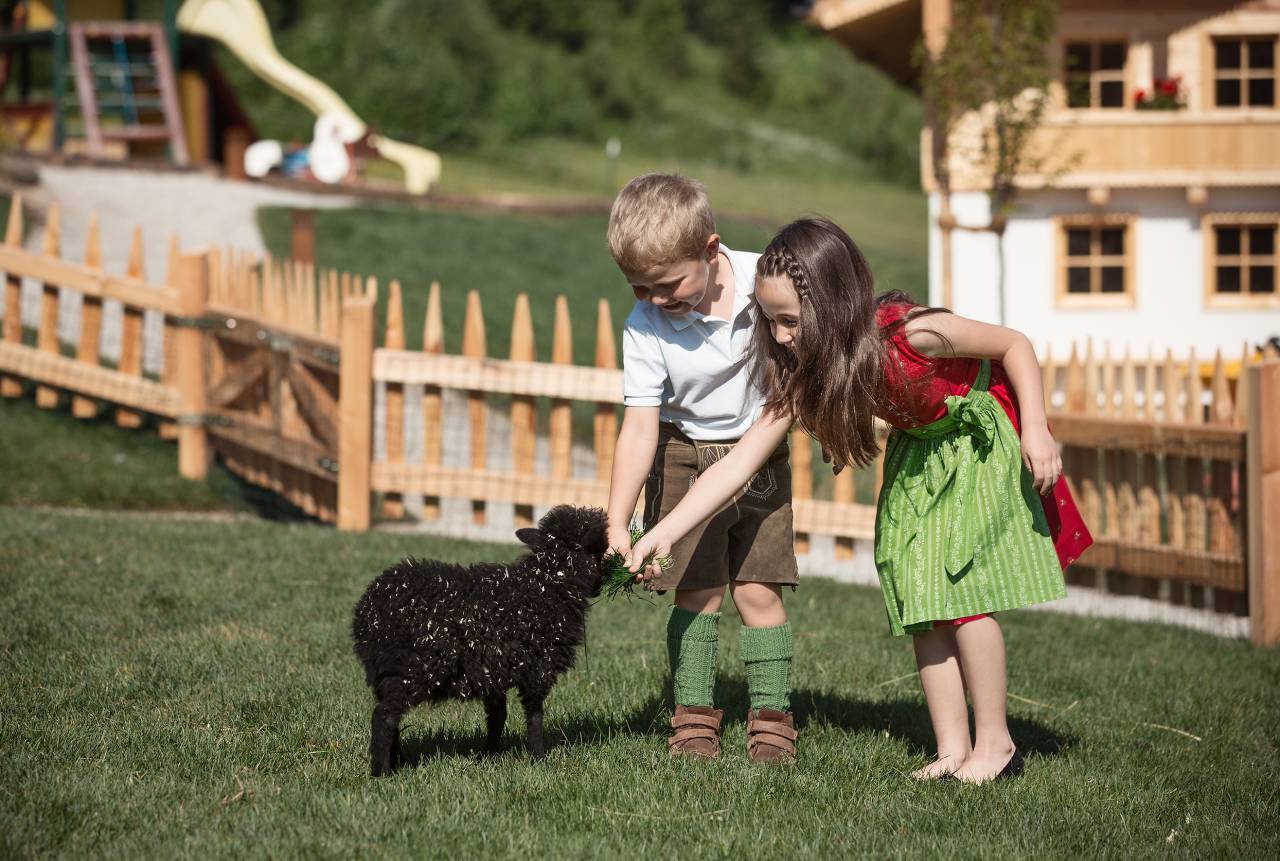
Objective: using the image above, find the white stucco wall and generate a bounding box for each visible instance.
[928,188,1280,357]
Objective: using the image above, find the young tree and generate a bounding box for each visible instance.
[920,0,1059,323]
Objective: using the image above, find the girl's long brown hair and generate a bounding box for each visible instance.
[753,217,947,469]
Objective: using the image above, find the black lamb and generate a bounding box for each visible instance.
[351,505,609,775]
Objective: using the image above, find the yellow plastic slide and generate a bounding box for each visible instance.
[177,0,441,193]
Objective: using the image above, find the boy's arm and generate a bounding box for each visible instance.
[610,310,668,554]
[904,311,1060,494]
[606,405,660,552]
[627,409,792,576]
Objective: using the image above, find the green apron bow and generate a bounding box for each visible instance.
[894,360,999,576]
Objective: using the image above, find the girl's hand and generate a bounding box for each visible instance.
[626,530,674,582]
[1020,422,1062,495]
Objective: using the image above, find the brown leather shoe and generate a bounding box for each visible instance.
[668,705,723,759]
[747,709,797,764]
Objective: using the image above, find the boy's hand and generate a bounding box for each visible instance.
[607,524,634,557]
[626,530,673,582]
[1021,422,1062,495]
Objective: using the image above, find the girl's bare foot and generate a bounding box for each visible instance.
[951,743,1018,784]
[911,753,965,781]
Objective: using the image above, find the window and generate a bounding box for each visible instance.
[1212,36,1277,107]
[1064,40,1128,108]
[1055,215,1134,307]
[1203,214,1279,307]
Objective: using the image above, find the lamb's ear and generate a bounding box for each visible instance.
[516,528,549,549]
[580,521,608,554]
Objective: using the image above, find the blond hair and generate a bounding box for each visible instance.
[606,173,716,274]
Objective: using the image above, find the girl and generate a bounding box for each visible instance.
[627,217,1092,783]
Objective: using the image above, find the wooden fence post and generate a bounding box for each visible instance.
[510,292,537,528]
[175,251,210,480]
[158,235,182,440]
[382,279,405,519]
[593,299,618,483]
[70,215,104,418]
[291,209,315,266]
[1184,348,1207,563]
[463,290,487,524]
[34,203,61,409]
[421,281,443,520]
[1,195,24,398]
[338,294,375,531]
[1247,361,1280,646]
[550,295,573,482]
[1138,348,1161,544]
[116,227,146,427]
[834,467,855,560]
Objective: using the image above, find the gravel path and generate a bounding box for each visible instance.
[12,164,356,371]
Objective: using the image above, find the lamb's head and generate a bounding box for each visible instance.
[516,505,609,592]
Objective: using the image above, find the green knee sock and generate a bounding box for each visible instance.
[667,606,720,707]
[740,622,793,712]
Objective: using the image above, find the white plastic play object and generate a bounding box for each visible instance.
[243,138,283,178]
[307,112,351,184]
[177,0,442,193]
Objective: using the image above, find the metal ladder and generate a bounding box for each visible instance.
[68,21,188,165]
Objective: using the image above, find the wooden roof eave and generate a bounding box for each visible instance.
[808,0,923,90]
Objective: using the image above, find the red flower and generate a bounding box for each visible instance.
[1135,88,1147,103]
[1159,78,1179,96]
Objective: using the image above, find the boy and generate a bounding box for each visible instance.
[604,173,798,763]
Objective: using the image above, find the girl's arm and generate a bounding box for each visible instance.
[626,408,793,578]
[606,406,661,554]
[904,312,1061,493]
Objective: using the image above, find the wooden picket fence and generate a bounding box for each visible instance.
[347,280,878,547]
[1,192,1277,644]
[1041,341,1277,620]
[0,196,202,474]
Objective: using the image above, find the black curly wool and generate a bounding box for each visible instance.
[352,505,608,774]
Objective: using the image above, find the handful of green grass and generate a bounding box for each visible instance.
[600,525,673,601]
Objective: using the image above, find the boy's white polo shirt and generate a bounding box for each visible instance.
[622,245,763,441]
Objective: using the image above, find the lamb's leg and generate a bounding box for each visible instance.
[370,683,407,777]
[518,687,548,761]
[483,692,508,755]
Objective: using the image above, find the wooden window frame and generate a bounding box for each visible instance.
[1209,35,1278,109]
[1054,213,1136,309]
[1062,38,1130,110]
[1202,212,1280,309]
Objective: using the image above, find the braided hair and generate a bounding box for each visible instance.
[752,218,946,469]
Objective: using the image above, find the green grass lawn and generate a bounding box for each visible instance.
[3,507,1277,858]
[0,395,247,513]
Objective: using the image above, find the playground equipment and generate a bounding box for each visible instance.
[0,0,247,163]
[67,19,188,164]
[0,0,440,194]
[176,0,441,194]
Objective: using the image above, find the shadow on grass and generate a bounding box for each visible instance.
[792,686,1075,759]
[394,677,1074,765]
[218,467,317,523]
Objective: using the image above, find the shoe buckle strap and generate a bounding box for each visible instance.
[749,720,797,741]
[669,727,719,746]
[748,732,796,753]
[670,713,722,731]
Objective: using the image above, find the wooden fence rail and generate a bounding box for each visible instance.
[1,193,1277,643]
[356,281,881,546]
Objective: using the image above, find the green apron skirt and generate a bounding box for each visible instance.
[873,360,1067,636]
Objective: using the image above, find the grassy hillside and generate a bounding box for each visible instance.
[172,0,923,187]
